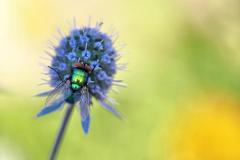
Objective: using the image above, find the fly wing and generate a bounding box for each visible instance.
[34,82,66,98]
[45,81,72,105]
[34,90,53,97]
[78,86,91,134]
[37,80,72,117]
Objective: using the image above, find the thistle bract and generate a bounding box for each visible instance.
[36,22,124,134]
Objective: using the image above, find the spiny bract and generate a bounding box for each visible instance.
[36,22,124,134]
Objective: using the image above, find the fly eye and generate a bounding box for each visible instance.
[83,64,92,73]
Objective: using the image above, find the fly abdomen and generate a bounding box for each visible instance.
[65,95,74,104]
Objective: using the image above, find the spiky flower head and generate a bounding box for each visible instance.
[36,22,125,134]
[52,26,117,99]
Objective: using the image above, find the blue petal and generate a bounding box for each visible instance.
[81,115,90,134]
[81,50,91,61]
[97,71,108,81]
[69,37,77,48]
[58,63,67,71]
[99,101,121,118]
[66,52,77,61]
[37,99,65,117]
[71,29,80,37]
[55,47,65,56]
[94,42,103,50]
[101,54,111,64]
[80,102,89,121]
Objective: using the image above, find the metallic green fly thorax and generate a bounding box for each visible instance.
[71,68,88,91]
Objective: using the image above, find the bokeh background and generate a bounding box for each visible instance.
[1,0,240,159]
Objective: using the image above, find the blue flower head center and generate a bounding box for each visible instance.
[67,51,77,61]
[69,37,77,48]
[49,26,118,101]
[82,50,91,61]
[94,41,103,50]
[80,35,89,46]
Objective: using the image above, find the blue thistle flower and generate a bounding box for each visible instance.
[94,41,104,50]
[101,54,111,64]
[69,37,77,48]
[36,22,125,136]
[55,47,65,57]
[58,63,67,71]
[79,35,89,46]
[97,70,108,81]
[90,60,100,69]
[70,29,80,37]
[81,50,91,61]
[59,37,68,49]
[66,51,77,61]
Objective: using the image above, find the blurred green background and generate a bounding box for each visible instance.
[1,0,240,159]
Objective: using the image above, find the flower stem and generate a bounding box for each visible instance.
[49,103,74,160]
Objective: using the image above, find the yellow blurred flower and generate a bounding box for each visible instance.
[151,92,240,160]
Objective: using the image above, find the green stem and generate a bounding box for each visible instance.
[49,103,74,160]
